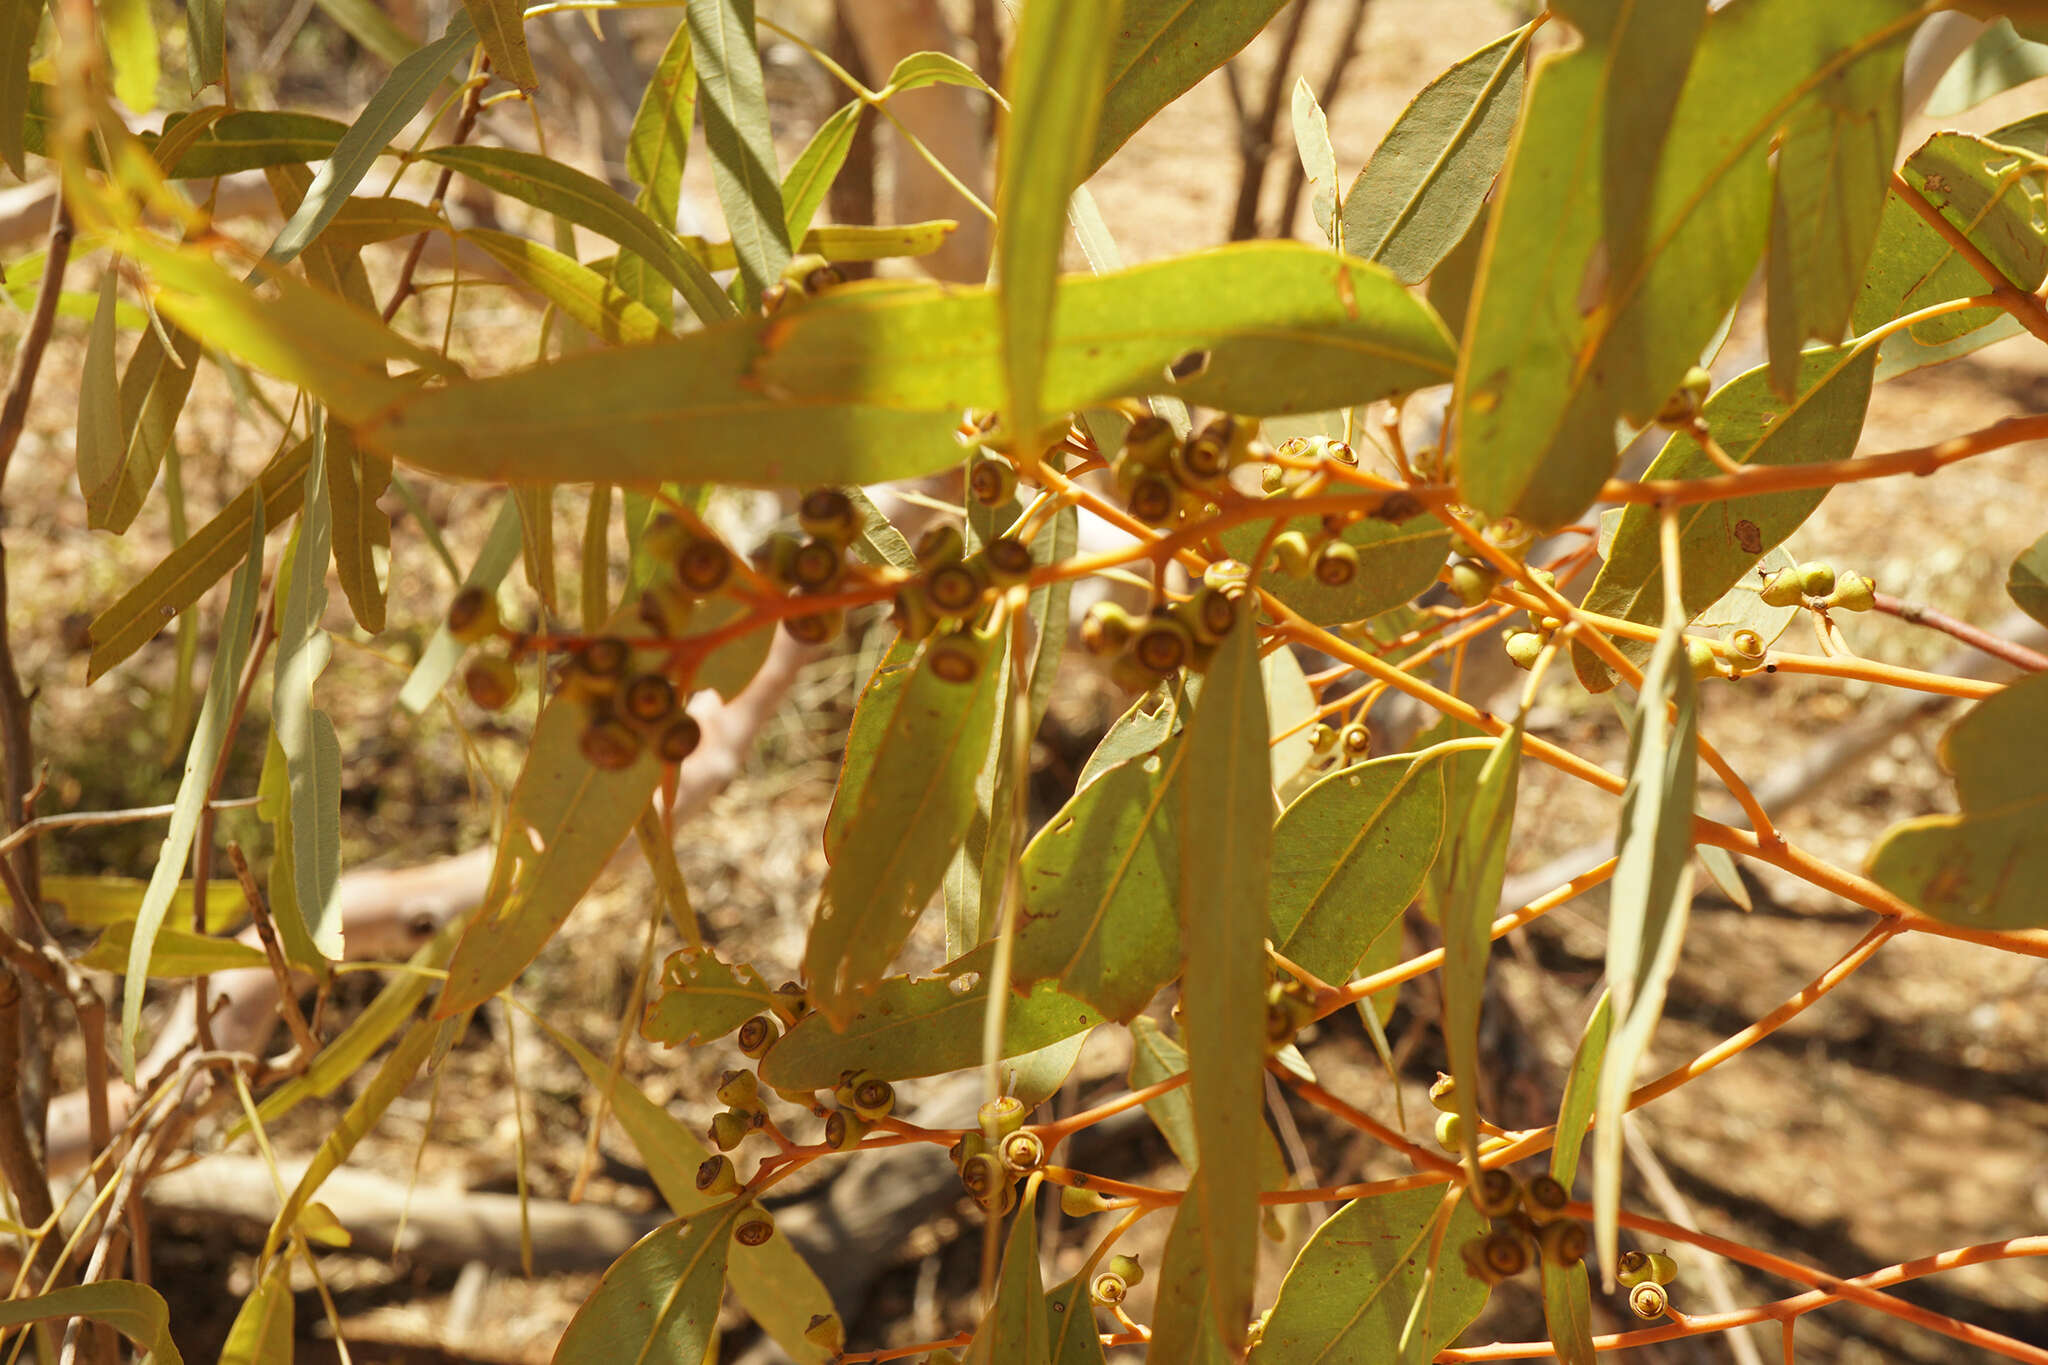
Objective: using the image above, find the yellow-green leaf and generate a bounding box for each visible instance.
[95,322,202,534]
[0,0,37,177]
[1089,0,1290,175]
[76,270,126,526]
[397,494,522,712]
[684,0,790,305]
[468,228,666,345]
[185,0,225,93]
[966,1178,1051,1365]
[461,0,537,92]
[1144,1195,1233,1365]
[553,1202,744,1365]
[1539,1261,1596,1365]
[641,947,775,1047]
[41,874,237,933]
[1440,722,1521,1184]
[100,0,159,114]
[1046,1274,1105,1365]
[1552,992,1611,1186]
[218,1268,293,1365]
[80,922,267,976]
[2010,530,2048,627]
[0,1282,182,1365]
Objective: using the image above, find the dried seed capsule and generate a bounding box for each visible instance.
[463,654,520,711]
[709,1109,750,1152]
[1616,1251,1656,1287]
[676,537,734,594]
[824,1110,867,1152]
[736,1015,778,1058]
[579,636,633,682]
[797,487,857,544]
[998,1129,1045,1175]
[850,1078,896,1121]
[925,561,986,617]
[958,1151,1007,1203]
[978,1096,1028,1143]
[1473,1168,1520,1217]
[1339,722,1371,759]
[1081,602,1138,655]
[1130,614,1194,676]
[803,1314,845,1352]
[621,673,678,727]
[1827,572,1876,612]
[1127,469,1179,526]
[1428,1072,1457,1112]
[447,586,502,643]
[716,1069,761,1111]
[1173,430,1232,488]
[927,633,983,685]
[968,454,1019,507]
[783,607,844,645]
[1269,531,1314,578]
[1504,630,1545,670]
[1180,586,1240,645]
[1313,540,1359,587]
[1479,1226,1532,1279]
[1758,566,1803,607]
[657,714,703,764]
[1522,1173,1570,1224]
[789,538,845,593]
[1448,559,1500,607]
[1538,1218,1588,1267]
[580,716,644,771]
[1628,1281,1669,1320]
[1797,561,1837,598]
[695,1155,740,1196]
[981,536,1034,587]
[915,522,965,568]
[1060,1185,1115,1217]
[1121,414,1176,470]
[734,1212,776,1247]
[1089,1271,1128,1307]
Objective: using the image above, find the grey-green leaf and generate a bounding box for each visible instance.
[1440,723,1521,1182]
[1219,510,1451,628]
[685,0,791,305]
[2010,530,2048,627]
[1089,0,1290,176]
[551,1204,742,1364]
[965,1179,1050,1365]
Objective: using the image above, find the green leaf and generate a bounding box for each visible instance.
[218,1268,294,1365]
[1010,737,1185,1021]
[1764,30,1905,394]
[1177,617,1271,1354]
[1127,1015,1288,1189]
[80,922,268,976]
[1265,645,1318,791]
[782,101,862,242]
[1456,0,1925,530]
[420,144,735,325]
[1572,346,1874,690]
[461,0,537,92]
[398,494,522,712]
[825,635,919,857]
[263,10,475,268]
[1218,508,1452,628]
[1046,1274,1106,1365]
[0,1283,183,1364]
[1539,1261,1597,1365]
[998,0,1120,449]
[803,631,1001,1021]
[685,0,791,305]
[1290,77,1338,243]
[76,270,126,529]
[1249,1185,1487,1363]
[1003,1030,1091,1108]
[121,503,263,1078]
[323,417,390,633]
[1339,25,1528,284]
[1440,723,1521,1180]
[100,0,159,113]
[883,50,996,99]
[965,1180,1050,1365]
[94,321,202,534]
[1868,671,2048,930]
[1593,0,1706,300]
[1927,18,2048,115]
[759,945,1100,1091]
[360,243,1453,488]
[42,874,237,932]
[552,1203,740,1364]
[275,434,345,958]
[436,689,664,1016]
[148,108,351,177]
[617,18,697,325]
[2010,531,2048,627]
[1089,0,1290,175]
[641,947,775,1047]
[186,0,224,92]
[1145,1195,1234,1365]
[1552,991,1612,1187]
[1594,582,1699,1279]
[1270,756,1445,984]
[470,229,667,345]
[0,0,36,178]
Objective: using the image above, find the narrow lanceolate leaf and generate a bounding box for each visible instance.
[461,0,537,91]
[263,9,475,269]
[1440,723,1522,1183]
[1269,756,1445,985]
[1145,1195,1234,1365]
[552,1202,746,1365]
[1249,1186,1487,1363]
[185,0,225,92]
[617,18,697,324]
[1089,0,1289,175]
[1595,573,1700,1281]
[1340,25,1529,284]
[323,417,390,633]
[1572,347,1874,691]
[274,438,345,958]
[803,633,1002,1021]
[685,0,791,305]
[1046,1275,1106,1365]
[1220,509,1452,630]
[966,1179,1051,1365]
[782,101,862,241]
[997,0,1120,449]
[1010,737,1185,1021]
[96,322,202,534]
[1869,672,2048,931]
[1552,992,1612,1186]
[76,270,126,524]
[474,230,668,344]
[1177,618,1272,1354]
[100,0,159,113]
[760,945,1099,1090]
[1128,1015,1290,1191]
[0,0,38,177]
[398,494,522,710]
[824,636,919,856]
[640,947,774,1047]
[1291,77,1338,243]
[2010,531,2048,627]
[79,923,267,977]
[218,1269,293,1365]
[362,243,1449,488]
[0,1283,183,1365]
[121,505,264,1078]
[1456,0,1926,530]
[436,689,664,1016]
[1764,28,1906,394]
[420,145,734,324]
[1539,1262,1597,1365]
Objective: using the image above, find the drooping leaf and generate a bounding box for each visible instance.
[1249,1186,1487,1363]
[1177,617,1271,1354]
[100,0,159,113]
[685,0,791,305]
[1539,1261,1597,1365]
[1456,0,1926,530]
[683,220,959,273]
[616,18,696,324]
[1089,0,1290,175]
[1265,646,1318,792]
[824,635,919,857]
[1594,577,1700,1281]
[759,946,1100,1091]
[641,947,775,1048]
[1552,991,1611,1187]
[1927,18,2048,115]
[2010,530,2048,627]
[782,100,862,242]
[322,417,391,633]
[80,922,268,977]
[1290,77,1338,243]
[0,0,37,177]
[1127,1015,1289,1191]
[1340,25,1529,284]
[1145,1194,1234,1365]
[41,874,237,932]
[461,0,537,92]
[94,321,202,534]
[1868,671,2048,930]
[883,50,997,99]
[464,228,662,345]
[185,0,224,92]
[965,1179,1050,1365]
[76,270,126,529]
[1439,722,1522,1182]
[1217,507,1453,628]
[120,504,263,1078]
[218,1269,293,1365]
[1572,346,1874,691]
[1269,755,1445,985]
[358,243,1454,488]
[997,0,1120,449]
[804,630,1001,1021]
[1045,1274,1106,1365]
[274,434,345,958]
[0,1283,183,1365]
[436,689,663,1016]
[552,1203,743,1365]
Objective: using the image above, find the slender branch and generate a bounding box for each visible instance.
[1873,592,2048,672]
[1227,0,1312,240]
[223,844,319,1062]
[384,73,488,322]
[1891,168,2048,346]
[0,795,262,861]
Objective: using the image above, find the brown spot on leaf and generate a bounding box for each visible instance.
[1734,519,1762,555]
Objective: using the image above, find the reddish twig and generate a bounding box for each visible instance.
[1874,592,2048,673]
